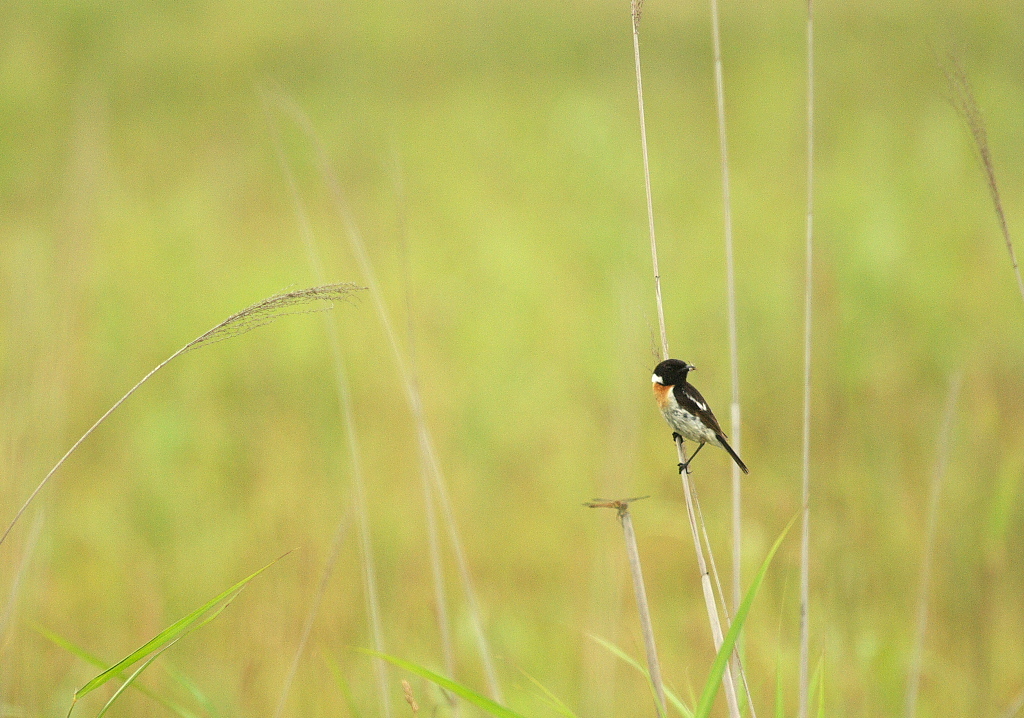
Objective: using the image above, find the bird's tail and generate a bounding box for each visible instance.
[719,435,749,474]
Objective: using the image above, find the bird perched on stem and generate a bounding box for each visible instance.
[652,358,748,475]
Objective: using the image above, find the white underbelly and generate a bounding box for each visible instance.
[663,407,720,446]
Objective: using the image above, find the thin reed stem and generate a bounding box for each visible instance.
[798,2,815,716]
[272,513,352,718]
[267,108,392,718]
[394,154,458,713]
[268,93,504,703]
[631,0,668,359]
[707,0,744,622]
[905,374,961,718]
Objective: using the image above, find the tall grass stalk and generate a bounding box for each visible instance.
[269,94,504,702]
[585,499,665,717]
[631,0,668,357]
[0,283,361,551]
[631,1,740,714]
[266,102,392,718]
[798,2,815,716]
[905,374,961,718]
[944,54,1024,306]
[707,0,744,622]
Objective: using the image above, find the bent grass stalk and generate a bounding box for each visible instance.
[0,283,362,550]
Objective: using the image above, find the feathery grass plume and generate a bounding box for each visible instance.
[905,374,961,718]
[799,2,815,717]
[266,90,504,703]
[943,52,1024,306]
[264,94,393,718]
[585,497,666,717]
[630,1,740,713]
[0,283,363,550]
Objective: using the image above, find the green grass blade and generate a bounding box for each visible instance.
[358,649,525,718]
[513,664,579,718]
[325,654,363,718]
[165,662,220,718]
[809,654,825,718]
[95,639,179,718]
[586,634,693,718]
[694,515,797,718]
[32,623,108,669]
[75,551,289,699]
[33,623,199,718]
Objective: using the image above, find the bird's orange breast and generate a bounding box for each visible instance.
[652,382,673,410]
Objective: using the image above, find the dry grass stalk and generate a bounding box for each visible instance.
[798,2,815,717]
[585,497,665,717]
[905,374,961,718]
[944,53,1024,306]
[0,283,362,550]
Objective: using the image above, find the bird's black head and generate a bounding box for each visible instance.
[652,358,695,386]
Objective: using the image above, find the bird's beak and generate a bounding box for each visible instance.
[687,364,697,371]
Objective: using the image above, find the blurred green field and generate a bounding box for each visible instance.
[2,0,1023,715]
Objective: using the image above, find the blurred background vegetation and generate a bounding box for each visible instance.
[2,0,1023,715]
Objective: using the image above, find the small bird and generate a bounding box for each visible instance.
[652,358,748,474]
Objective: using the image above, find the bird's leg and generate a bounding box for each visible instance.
[677,442,706,474]
[672,432,683,443]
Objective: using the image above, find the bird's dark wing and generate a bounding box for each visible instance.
[673,382,728,437]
